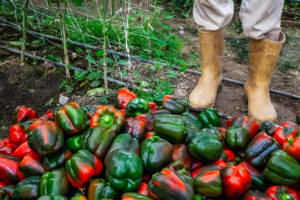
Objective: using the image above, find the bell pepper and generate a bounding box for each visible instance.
[152,110,171,118]
[90,106,125,133]
[40,169,70,196]
[11,141,31,159]
[162,95,186,115]
[28,121,64,156]
[182,112,203,142]
[38,195,68,200]
[29,116,51,132]
[222,164,252,199]
[283,131,300,160]
[117,88,137,110]
[125,98,150,118]
[122,192,153,200]
[227,115,259,138]
[148,102,158,112]
[138,183,148,196]
[297,110,300,126]
[263,150,300,185]
[273,121,299,145]
[44,110,54,119]
[17,151,44,180]
[66,134,85,152]
[70,195,87,200]
[82,105,97,119]
[43,147,72,171]
[238,162,266,191]
[12,176,40,200]
[245,131,280,167]
[87,178,119,200]
[169,144,191,171]
[13,105,36,123]
[188,131,223,162]
[104,134,140,165]
[123,118,147,142]
[153,114,186,143]
[265,185,299,200]
[201,127,224,143]
[105,149,143,192]
[83,125,116,159]
[147,168,194,200]
[225,126,250,150]
[191,160,204,172]
[0,154,19,185]
[260,120,277,136]
[66,149,103,188]
[192,164,222,197]
[9,124,27,146]
[222,149,235,162]
[141,136,173,173]
[0,140,16,155]
[136,113,154,132]
[243,190,271,200]
[198,107,221,128]
[55,102,88,135]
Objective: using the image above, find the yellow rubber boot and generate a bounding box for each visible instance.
[189,28,224,110]
[245,32,286,123]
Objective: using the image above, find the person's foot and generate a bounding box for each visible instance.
[189,74,222,110]
[245,83,277,122]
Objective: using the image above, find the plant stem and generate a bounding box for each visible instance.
[101,0,109,94]
[21,0,30,65]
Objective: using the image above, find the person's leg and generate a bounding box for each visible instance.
[240,0,285,122]
[190,0,234,109]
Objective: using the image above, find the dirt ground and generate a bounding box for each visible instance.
[0,1,300,139]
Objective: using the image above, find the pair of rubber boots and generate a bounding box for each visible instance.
[189,28,286,123]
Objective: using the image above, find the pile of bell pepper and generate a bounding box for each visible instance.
[0,90,300,200]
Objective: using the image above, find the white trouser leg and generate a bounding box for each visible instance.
[239,0,284,41]
[193,0,234,31]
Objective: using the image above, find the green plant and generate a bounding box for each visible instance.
[59,80,74,93]
[162,0,194,18]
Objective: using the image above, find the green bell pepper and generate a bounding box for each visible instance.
[66,134,85,152]
[259,120,277,136]
[55,102,88,135]
[105,149,143,192]
[83,125,116,159]
[70,195,87,200]
[12,176,40,200]
[104,134,140,165]
[188,131,223,162]
[148,168,194,200]
[193,164,222,197]
[263,150,300,185]
[141,136,174,172]
[38,196,68,200]
[182,112,203,143]
[87,178,119,200]
[125,98,150,118]
[198,108,221,128]
[28,121,64,156]
[122,192,154,200]
[153,114,186,143]
[225,126,250,150]
[163,96,186,115]
[43,147,72,171]
[40,169,70,196]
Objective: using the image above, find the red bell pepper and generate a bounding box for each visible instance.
[11,141,32,159]
[223,149,235,162]
[9,124,27,145]
[138,183,148,195]
[227,115,259,139]
[44,110,53,119]
[0,154,19,184]
[170,144,191,171]
[243,190,271,200]
[0,182,5,187]
[117,88,137,110]
[213,159,228,169]
[191,160,203,172]
[136,113,154,132]
[17,151,44,180]
[29,116,51,131]
[274,122,299,145]
[13,105,36,123]
[265,185,299,200]
[283,131,300,160]
[238,162,266,191]
[163,95,172,104]
[222,164,252,199]
[0,139,16,155]
[146,132,156,139]
[148,102,158,112]
[123,118,148,142]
